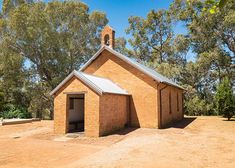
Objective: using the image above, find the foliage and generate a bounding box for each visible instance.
[26,82,53,119]
[184,95,214,116]
[126,9,175,65]
[202,0,229,14]
[156,63,182,80]
[171,0,234,115]
[2,0,33,16]
[2,1,107,89]
[126,8,189,82]
[126,0,234,116]
[0,103,31,119]
[0,45,30,109]
[115,37,131,56]
[184,85,216,116]
[0,90,5,112]
[0,0,108,119]
[215,77,235,120]
[0,0,234,118]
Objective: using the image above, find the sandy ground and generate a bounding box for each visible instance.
[0,117,234,168]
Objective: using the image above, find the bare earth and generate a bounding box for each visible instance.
[0,116,234,168]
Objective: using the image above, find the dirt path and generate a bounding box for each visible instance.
[0,117,234,168]
[66,117,235,168]
[0,121,107,168]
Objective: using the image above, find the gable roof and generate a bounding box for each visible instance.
[50,70,129,96]
[80,46,184,90]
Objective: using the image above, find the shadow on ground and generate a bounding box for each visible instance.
[108,117,198,135]
[112,127,138,136]
[163,117,197,129]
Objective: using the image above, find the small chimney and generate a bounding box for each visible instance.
[101,25,115,49]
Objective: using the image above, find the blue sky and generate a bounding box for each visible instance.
[81,0,193,60]
[81,0,186,37]
[0,0,187,37]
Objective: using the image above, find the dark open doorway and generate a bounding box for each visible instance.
[68,94,84,133]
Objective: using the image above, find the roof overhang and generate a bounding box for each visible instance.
[50,70,130,96]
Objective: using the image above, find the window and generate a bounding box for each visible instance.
[169,91,172,114]
[69,98,74,110]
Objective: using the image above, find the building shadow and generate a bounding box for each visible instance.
[112,127,138,136]
[172,117,197,129]
[163,116,197,129]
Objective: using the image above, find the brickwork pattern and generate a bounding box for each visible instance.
[99,94,128,136]
[53,77,100,137]
[83,50,184,128]
[160,85,183,127]
[101,26,115,49]
[83,50,159,128]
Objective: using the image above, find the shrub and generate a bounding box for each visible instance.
[184,95,215,116]
[0,91,5,112]
[0,104,31,119]
[185,95,205,116]
[215,77,235,120]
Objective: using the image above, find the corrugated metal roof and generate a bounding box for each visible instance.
[80,46,184,90]
[50,70,129,96]
[80,72,129,95]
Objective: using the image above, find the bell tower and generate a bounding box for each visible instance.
[101,25,115,49]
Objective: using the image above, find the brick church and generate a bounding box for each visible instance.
[50,25,184,137]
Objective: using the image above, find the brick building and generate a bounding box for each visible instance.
[50,25,184,137]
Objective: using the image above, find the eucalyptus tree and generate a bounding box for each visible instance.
[126,9,174,65]
[2,1,107,89]
[0,1,108,118]
[170,0,234,115]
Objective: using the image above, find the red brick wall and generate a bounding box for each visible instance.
[83,50,159,128]
[101,26,115,49]
[53,77,100,137]
[160,85,183,127]
[99,94,128,136]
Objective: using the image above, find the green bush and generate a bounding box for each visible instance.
[215,77,235,120]
[0,91,5,112]
[0,104,31,119]
[184,95,216,116]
